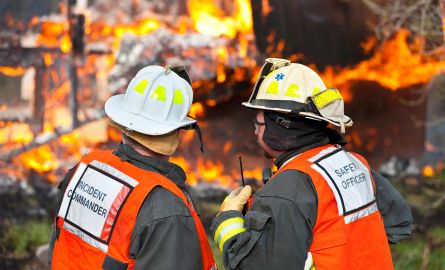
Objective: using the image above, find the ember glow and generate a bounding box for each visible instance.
[422,165,435,177]
[36,20,71,53]
[0,66,26,77]
[0,122,34,145]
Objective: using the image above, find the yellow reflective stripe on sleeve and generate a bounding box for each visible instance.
[213,217,244,242]
[218,227,246,251]
[134,80,148,95]
[173,89,184,104]
[285,83,300,97]
[213,217,245,251]
[266,81,279,94]
[312,88,343,109]
[151,85,166,101]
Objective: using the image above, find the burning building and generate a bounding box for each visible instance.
[0,0,445,267]
[1,0,444,187]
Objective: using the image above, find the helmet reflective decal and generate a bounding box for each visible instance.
[312,87,321,95]
[285,83,300,98]
[173,89,184,104]
[266,81,279,94]
[313,88,343,109]
[134,79,148,95]
[151,85,167,102]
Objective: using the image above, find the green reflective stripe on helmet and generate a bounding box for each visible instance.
[151,85,167,101]
[312,87,321,95]
[173,89,184,104]
[134,79,148,95]
[313,88,343,109]
[285,83,300,97]
[266,81,279,94]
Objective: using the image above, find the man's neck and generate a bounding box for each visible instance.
[122,136,170,160]
[133,145,169,160]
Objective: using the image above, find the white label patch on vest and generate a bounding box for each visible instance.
[310,149,377,224]
[58,163,134,245]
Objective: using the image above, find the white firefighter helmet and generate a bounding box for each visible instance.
[105,65,196,135]
[242,58,353,132]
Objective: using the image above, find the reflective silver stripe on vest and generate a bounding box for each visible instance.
[344,202,378,224]
[64,222,108,252]
[90,160,138,187]
[307,146,338,162]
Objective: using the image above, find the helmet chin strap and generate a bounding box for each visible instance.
[183,115,205,153]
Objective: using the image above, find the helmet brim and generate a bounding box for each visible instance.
[242,102,353,128]
[298,112,353,127]
[105,94,196,135]
[242,101,291,113]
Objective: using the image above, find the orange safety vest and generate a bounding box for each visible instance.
[52,150,216,270]
[276,144,393,270]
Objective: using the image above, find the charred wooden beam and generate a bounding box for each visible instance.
[33,65,47,134]
[0,46,110,68]
[0,47,63,67]
[251,0,375,68]
[69,62,79,129]
[0,108,32,122]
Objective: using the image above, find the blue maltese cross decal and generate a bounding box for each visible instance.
[275,73,285,81]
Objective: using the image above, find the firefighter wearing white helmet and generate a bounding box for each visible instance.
[50,65,217,270]
[105,65,196,136]
[211,58,412,270]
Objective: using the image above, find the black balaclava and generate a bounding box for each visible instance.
[263,111,347,152]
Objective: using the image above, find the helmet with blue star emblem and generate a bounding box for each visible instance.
[242,58,353,133]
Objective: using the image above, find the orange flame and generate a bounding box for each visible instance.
[188,0,253,37]
[16,145,59,174]
[198,159,224,181]
[36,20,71,52]
[170,156,198,185]
[189,102,206,118]
[0,122,34,145]
[321,30,445,100]
[0,67,26,76]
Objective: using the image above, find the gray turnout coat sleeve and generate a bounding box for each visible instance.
[372,170,413,244]
[129,187,202,270]
[211,170,318,269]
[211,168,412,269]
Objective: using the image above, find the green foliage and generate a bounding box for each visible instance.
[391,239,424,269]
[0,220,51,257]
[392,227,445,270]
[208,235,224,270]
